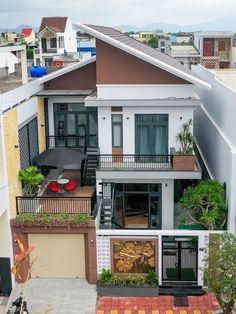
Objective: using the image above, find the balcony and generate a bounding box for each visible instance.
[16,169,96,217]
[42,48,58,53]
[16,195,95,216]
[46,135,86,151]
[97,154,200,172]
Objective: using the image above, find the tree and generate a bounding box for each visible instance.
[205,233,236,314]
[148,36,158,48]
[179,180,227,230]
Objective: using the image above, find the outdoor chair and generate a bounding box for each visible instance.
[51,186,62,192]
[65,181,78,191]
[48,181,58,189]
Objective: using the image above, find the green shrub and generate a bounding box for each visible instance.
[15,213,90,227]
[98,269,158,287]
[99,269,112,285]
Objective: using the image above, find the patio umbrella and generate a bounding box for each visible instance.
[33,147,87,170]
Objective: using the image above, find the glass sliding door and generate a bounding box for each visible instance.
[54,104,98,150]
[135,114,168,156]
[136,125,151,155]
[149,194,161,229]
[153,125,168,155]
[113,183,162,229]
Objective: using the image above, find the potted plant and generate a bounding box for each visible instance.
[18,166,45,196]
[97,269,159,297]
[173,119,195,171]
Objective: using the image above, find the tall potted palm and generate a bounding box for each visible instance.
[18,166,45,196]
[173,119,195,171]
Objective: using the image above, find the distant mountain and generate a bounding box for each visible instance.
[115,16,236,33]
[0,24,39,33]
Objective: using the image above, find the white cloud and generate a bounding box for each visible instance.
[0,0,235,28]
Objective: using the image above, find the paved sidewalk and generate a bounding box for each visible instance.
[6,278,97,314]
[96,294,222,314]
[0,297,8,314]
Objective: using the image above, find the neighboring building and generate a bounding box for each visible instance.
[194,31,233,69]
[77,38,96,57]
[193,66,236,234]
[21,28,36,44]
[167,45,201,69]
[157,33,171,54]
[34,16,77,66]
[176,35,192,44]
[0,45,28,296]
[130,31,156,43]
[1,24,225,296]
[0,51,18,74]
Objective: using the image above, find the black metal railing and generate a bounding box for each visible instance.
[16,196,93,215]
[46,135,86,152]
[98,154,173,170]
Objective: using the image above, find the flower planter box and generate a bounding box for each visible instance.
[173,154,195,171]
[97,284,159,297]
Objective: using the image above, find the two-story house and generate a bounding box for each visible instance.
[34,16,77,67]
[2,24,224,296]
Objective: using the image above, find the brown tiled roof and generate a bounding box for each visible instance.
[39,17,68,33]
[83,24,205,84]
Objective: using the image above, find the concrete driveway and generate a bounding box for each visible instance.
[6,278,97,314]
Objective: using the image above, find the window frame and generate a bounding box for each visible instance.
[112,114,123,148]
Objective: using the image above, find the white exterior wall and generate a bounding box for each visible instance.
[17,97,38,127]
[64,18,77,53]
[193,65,236,233]
[0,52,18,74]
[97,84,198,100]
[98,105,194,155]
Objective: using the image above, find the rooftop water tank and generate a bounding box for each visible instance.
[30,66,48,77]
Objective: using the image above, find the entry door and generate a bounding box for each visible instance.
[162,237,198,282]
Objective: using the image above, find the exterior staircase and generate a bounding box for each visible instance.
[99,183,115,229]
[82,148,99,186]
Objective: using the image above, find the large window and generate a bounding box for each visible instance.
[54,103,98,149]
[135,114,168,155]
[112,114,123,148]
[50,38,57,48]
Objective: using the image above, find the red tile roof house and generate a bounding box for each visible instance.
[34,16,77,67]
[21,28,36,44]
[3,23,224,303]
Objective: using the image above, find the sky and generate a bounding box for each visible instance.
[0,0,236,28]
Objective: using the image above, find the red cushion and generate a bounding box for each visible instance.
[51,186,61,192]
[65,185,75,191]
[48,182,58,188]
[69,181,78,185]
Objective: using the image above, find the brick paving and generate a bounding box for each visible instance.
[96,293,222,314]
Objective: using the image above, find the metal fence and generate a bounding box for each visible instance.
[98,154,173,170]
[16,196,94,215]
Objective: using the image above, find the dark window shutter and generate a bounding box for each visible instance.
[0,258,12,296]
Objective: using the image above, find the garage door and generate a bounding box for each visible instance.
[28,234,85,278]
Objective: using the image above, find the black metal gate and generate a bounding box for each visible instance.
[19,117,39,169]
[162,236,198,282]
[0,258,12,296]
